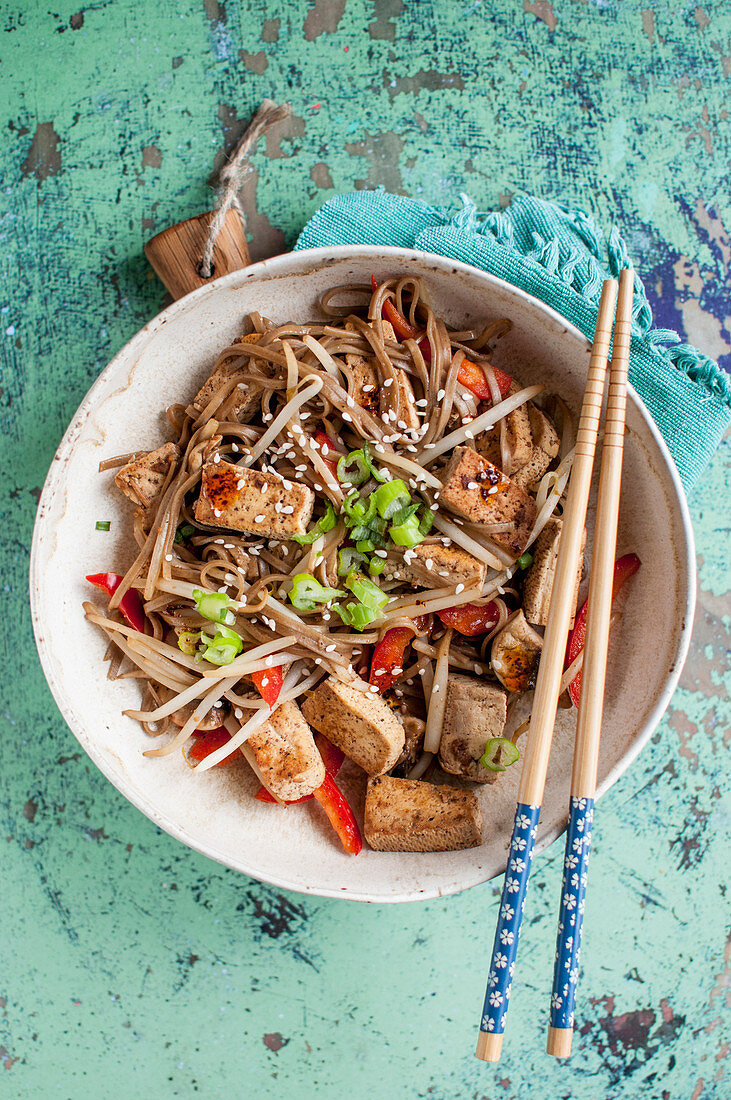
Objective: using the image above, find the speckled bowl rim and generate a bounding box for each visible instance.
[30,245,696,903]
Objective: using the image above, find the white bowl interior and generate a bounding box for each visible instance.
[31,247,694,902]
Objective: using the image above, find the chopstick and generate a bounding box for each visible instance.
[475,277,620,1063]
[546,266,635,1058]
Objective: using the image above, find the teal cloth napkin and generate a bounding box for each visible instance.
[295,190,731,490]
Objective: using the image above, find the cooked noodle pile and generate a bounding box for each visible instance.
[86,277,575,782]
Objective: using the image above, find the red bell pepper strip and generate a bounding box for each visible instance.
[250,666,283,709]
[565,552,641,707]
[314,429,342,477]
[369,626,415,693]
[437,601,500,637]
[371,276,512,401]
[86,572,147,633]
[186,727,239,767]
[455,357,512,402]
[255,733,345,804]
[313,773,363,855]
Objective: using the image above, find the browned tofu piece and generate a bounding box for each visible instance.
[439,675,509,782]
[523,519,585,627]
[195,459,314,539]
[383,542,486,590]
[528,404,560,457]
[247,700,325,801]
[511,445,554,492]
[301,677,404,776]
[193,335,265,422]
[512,405,561,492]
[439,446,537,556]
[476,382,533,473]
[346,321,419,430]
[114,442,179,510]
[491,610,543,693]
[364,776,482,852]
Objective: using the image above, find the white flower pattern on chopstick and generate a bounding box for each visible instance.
[480,803,541,1038]
[549,797,594,1030]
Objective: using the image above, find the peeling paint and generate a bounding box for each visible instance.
[20,122,62,181]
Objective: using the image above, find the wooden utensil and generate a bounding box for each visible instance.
[475,277,620,1063]
[546,267,635,1058]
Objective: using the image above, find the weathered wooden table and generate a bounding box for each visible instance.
[2,2,729,1097]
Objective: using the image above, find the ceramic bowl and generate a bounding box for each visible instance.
[30,246,695,902]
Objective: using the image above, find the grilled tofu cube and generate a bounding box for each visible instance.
[247,700,325,802]
[114,442,179,510]
[383,542,486,590]
[193,334,265,422]
[512,405,561,492]
[439,675,509,783]
[491,610,543,693]
[439,445,537,556]
[346,321,419,430]
[364,776,482,852]
[523,519,585,626]
[476,382,533,473]
[194,459,314,539]
[301,676,404,776]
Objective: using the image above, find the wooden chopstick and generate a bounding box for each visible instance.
[475,277,619,1064]
[546,267,635,1059]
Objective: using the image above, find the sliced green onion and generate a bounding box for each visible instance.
[338,547,368,577]
[418,508,434,536]
[95,520,111,531]
[192,588,236,626]
[479,737,520,772]
[174,523,195,544]
[342,491,378,527]
[334,601,381,630]
[199,623,244,666]
[390,512,426,548]
[368,557,386,577]
[337,449,370,486]
[373,479,411,520]
[177,631,200,656]
[345,571,389,612]
[288,573,345,611]
[390,503,420,526]
[517,551,534,570]
[291,503,337,545]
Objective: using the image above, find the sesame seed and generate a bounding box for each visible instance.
[165,553,173,561]
[368,684,380,693]
[254,514,264,523]
[300,411,311,420]
[406,445,418,453]
[465,429,474,439]
[235,708,243,719]
[374,549,387,558]
[262,413,273,422]
[415,398,428,407]
[214,538,225,544]
[418,667,426,676]
[282,505,294,514]
[488,486,499,495]
[224,543,235,549]
[432,683,440,693]
[383,378,394,388]
[260,483,268,493]
[214,508,222,517]
[231,443,239,452]
[397,420,407,429]
[325,643,337,652]
[315,657,322,665]
[314,483,322,491]
[437,389,446,401]
[439,570,449,577]
[456,583,465,594]
[362,384,375,393]
[374,443,385,453]
[295,464,307,472]
[346,396,355,408]
[265,655,273,666]
[425,558,434,569]
[342,412,353,422]
[467,481,479,490]
[282,479,293,490]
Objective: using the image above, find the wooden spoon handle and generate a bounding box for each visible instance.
[145,209,251,301]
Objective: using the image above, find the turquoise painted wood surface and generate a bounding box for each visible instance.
[1,2,729,1097]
